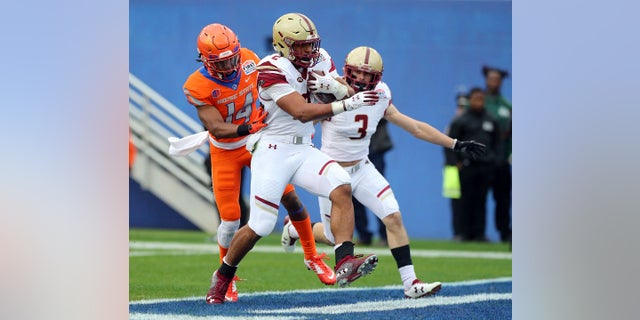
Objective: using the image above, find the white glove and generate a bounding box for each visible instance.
[330,90,386,115]
[308,71,349,100]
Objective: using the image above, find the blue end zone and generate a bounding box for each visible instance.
[130,279,512,319]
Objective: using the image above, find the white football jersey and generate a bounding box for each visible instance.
[320,82,392,161]
[256,48,338,137]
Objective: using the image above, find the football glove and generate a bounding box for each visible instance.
[330,90,385,115]
[308,71,349,100]
[453,139,486,160]
[237,108,268,136]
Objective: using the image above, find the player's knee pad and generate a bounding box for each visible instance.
[217,219,240,248]
[248,209,278,237]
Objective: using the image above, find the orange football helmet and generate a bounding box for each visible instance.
[272,13,321,68]
[197,23,241,81]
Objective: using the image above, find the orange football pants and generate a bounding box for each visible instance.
[209,144,294,221]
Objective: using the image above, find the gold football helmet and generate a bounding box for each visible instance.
[344,46,384,91]
[272,13,321,68]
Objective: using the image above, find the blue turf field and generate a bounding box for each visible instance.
[130,277,511,319]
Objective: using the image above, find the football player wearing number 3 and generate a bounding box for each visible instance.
[285,46,487,298]
[182,23,335,304]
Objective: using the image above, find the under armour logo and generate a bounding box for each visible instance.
[268,144,277,149]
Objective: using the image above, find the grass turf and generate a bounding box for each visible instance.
[129,228,511,301]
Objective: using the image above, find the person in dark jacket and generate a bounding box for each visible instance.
[445,88,502,241]
[482,65,512,242]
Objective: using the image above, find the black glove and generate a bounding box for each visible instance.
[453,139,486,160]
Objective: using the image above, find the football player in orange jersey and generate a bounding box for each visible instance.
[182,23,335,304]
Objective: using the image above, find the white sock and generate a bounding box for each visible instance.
[399,265,417,291]
[288,223,299,239]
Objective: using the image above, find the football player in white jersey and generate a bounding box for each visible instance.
[282,46,486,298]
[205,13,387,304]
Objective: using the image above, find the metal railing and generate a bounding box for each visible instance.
[129,73,218,232]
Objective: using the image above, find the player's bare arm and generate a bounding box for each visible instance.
[384,103,456,148]
[197,105,245,138]
[276,91,337,123]
[276,89,383,123]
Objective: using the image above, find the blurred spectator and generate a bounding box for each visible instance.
[443,93,468,241]
[129,129,137,171]
[482,65,512,242]
[354,119,393,246]
[446,88,502,242]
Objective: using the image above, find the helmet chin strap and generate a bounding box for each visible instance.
[216,70,238,81]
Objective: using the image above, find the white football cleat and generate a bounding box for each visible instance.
[404,279,442,299]
[281,216,297,253]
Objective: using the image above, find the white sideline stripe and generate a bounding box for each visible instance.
[129,241,512,260]
[129,277,512,304]
[128,292,511,319]
[130,315,297,320]
[253,292,512,315]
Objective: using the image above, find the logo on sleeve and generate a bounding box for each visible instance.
[242,61,257,75]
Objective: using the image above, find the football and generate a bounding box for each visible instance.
[313,92,338,103]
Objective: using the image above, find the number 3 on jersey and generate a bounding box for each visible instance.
[350,114,368,140]
[224,92,254,125]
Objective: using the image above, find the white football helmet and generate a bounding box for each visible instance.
[272,13,321,68]
[344,46,383,91]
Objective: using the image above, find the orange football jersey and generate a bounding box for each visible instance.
[183,48,260,148]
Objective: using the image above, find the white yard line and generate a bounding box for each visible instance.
[129,291,511,319]
[129,241,512,260]
[129,277,512,305]
[253,292,512,315]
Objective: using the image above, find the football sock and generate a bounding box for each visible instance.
[218,245,229,264]
[219,257,237,279]
[390,245,413,268]
[334,241,354,264]
[291,215,317,260]
[392,245,416,291]
[398,265,417,291]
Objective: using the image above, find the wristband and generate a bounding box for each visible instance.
[237,124,251,136]
[330,101,346,115]
[451,139,457,150]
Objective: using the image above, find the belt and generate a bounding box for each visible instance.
[343,160,366,174]
[262,135,312,145]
